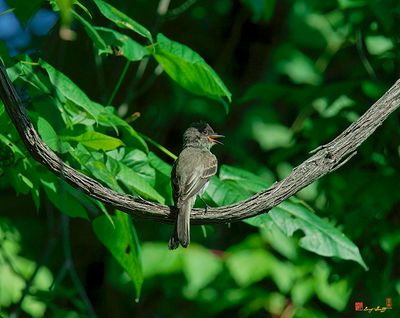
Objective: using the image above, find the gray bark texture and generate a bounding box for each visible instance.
[1,63,399,224]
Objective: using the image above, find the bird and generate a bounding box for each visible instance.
[168,122,223,249]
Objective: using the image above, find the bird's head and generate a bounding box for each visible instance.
[183,121,224,149]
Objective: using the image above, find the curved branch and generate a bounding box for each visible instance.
[1,64,400,224]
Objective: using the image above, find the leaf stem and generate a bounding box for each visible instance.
[108,60,131,106]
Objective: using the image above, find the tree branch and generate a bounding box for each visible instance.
[1,63,399,224]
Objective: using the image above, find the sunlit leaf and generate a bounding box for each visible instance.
[121,149,156,187]
[39,60,147,151]
[246,200,368,270]
[37,116,60,151]
[63,131,124,151]
[365,35,394,55]
[92,0,152,41]
[153,33,232,102]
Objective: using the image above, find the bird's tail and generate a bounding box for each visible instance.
[168,198,193,249]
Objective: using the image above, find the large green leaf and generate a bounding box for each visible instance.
[246,200,368,270]
[39,60,102,119]
[92,0,152,41]
[121,149,156,187]
[94,27,149,61]
[92,211,143,299]
[112,157,165,203]
[39,60,147,151]
[63,131,124,151]
[152,33,232,102]
[85,159,124,193]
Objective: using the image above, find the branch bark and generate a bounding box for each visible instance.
[1,63,399,224]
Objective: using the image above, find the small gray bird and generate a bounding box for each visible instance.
[169,122,223,249]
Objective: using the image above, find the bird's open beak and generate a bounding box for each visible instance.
[208,134,224,145]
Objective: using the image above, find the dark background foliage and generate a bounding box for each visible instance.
[0,0,399,317]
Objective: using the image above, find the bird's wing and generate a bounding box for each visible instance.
[180,152,217,201]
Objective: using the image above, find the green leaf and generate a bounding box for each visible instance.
[182,246,223,296]
[38,60,148,151]
[114,157,165,203]
[39,60,101,119]
[277,48,322,85]
[246,200,368,270]
[365,35,394,55]
[121,149,156,187]
[0,219,53,317]
[153,33,232,102]
[85,159,124,193]
[219,165,273,193]
[226,249,274,287]
[92,211,143,299]
[5,0,44,26]
[314,262,351,310]
[204,176,249,206]
[73,11,111,54]
[291,278,315,306]
[141,242,183,278]
[148,152,172,176]
[92,0,152,41]
[95,27,149,61]
[259,221,298,260]
[63,131,124,151]
[41,173,88,219]
[251,121,293,150]
[37,116,60,151]
[338,0,367,8]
